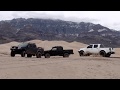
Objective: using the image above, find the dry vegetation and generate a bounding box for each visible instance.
[0,40,120,79]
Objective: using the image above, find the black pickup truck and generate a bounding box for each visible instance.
[10,42,44,58]
[43,46,74,58]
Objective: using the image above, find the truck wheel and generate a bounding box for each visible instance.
[100,50,106,57]
[27,54,32,58]
[45,53,50,58]
[63,53,69,58]
[79,50,84,56]
[36,52,41,58]
[105,53,111,57]
[11,51,15,57]
[21,51,26,57]
[86,54,90,56]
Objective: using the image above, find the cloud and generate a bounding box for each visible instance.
[11,11,100,24]
[11,11,62,19]
[63,17,100,23]
[0,11,120,31]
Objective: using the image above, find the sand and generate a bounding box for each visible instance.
[0,40,120,79]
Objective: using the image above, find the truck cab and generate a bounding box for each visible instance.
[85,44,104,54]
[78,44,115,57]
[43,46,74,58]
[50,46,64,56]
[10,42,44,58]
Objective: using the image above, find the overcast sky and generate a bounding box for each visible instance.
[0,11,120,31]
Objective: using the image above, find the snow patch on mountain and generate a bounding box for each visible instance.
[98,29,107,32]
[15,29,20,34]
[88,29,94,32]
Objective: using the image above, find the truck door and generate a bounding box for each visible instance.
[92,44,99,54]
[86,45,93,53]
[51,47,58,56]
[57,47,63,55]
[26,44,37,54]
[31,44,37,54]
[26,44,32,54]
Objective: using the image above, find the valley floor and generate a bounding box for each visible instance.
[0,54,120,79]
[0,40,120,79]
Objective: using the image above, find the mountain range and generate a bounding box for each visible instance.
[0,18,120,47]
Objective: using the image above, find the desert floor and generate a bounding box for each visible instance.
[0,40,120,79]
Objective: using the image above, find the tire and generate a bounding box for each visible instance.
[86,53,90,56]
[36,52,41,58]
[11,51,15,57]
[21,51,26,57]
[45,53,50,58]
[79,50,84,56]
[100,50,106,57]
[63,53,69,58]
[105,53,111,57]
[27,54,32,58]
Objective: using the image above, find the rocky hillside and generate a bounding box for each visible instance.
[0,18,120,47]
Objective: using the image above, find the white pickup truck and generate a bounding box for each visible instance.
[78,44,115,57]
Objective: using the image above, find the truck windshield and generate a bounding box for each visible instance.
[52,48,57,51]
[18,43,28,48]
[87,45,92,48]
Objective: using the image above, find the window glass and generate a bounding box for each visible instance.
[94,45,98,48]
[100,44,104,48]
[87,45,92,48]
[32,44,36,48]
[52,48,57,51]
[18,43,28,48]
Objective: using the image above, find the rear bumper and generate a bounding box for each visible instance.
[111,52,115,54]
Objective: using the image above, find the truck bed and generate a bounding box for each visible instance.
[63,49,74,54]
